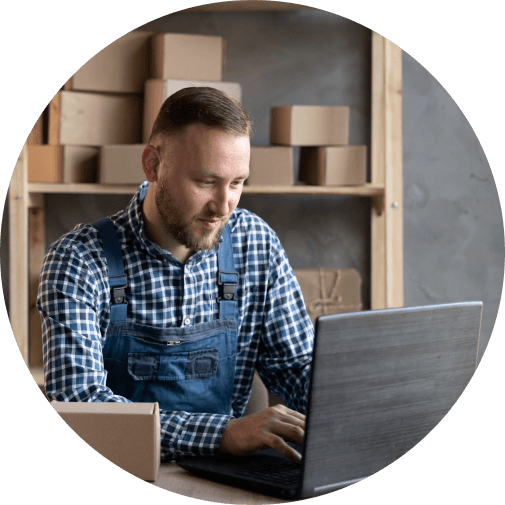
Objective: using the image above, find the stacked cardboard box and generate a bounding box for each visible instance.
[246,104,366,187]
[28,30,242,185]
[270,105,367,186]
[27,30,367,187]
[28,31,152,183]
[247,146,294,186]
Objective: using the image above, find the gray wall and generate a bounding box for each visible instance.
[1,8,502,364]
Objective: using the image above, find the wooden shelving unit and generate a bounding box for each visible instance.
[8,3,403,386]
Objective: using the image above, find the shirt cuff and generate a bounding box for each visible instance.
[161,412,233,461]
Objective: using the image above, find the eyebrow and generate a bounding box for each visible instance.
[201,169,250,180]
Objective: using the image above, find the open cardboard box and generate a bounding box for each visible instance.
[51,401,160,482]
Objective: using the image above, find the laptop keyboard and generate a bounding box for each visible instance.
[231,460,302,486]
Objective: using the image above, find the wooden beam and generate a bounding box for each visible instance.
[371,32,386,309]
[9,144,29,362]
[371,33,403,309]
[384,39,404,308]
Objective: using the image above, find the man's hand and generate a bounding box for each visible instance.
[219,404,305,461]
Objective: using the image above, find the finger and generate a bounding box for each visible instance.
[273,404,306,423]
[262,418,304,448]
[269,435,303,462]
[279,412,306,429]
[273,408,306,429]
[275,421,305,447]
[287,409,306,422]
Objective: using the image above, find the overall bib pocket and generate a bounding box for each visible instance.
[103,322,237,413]
[128,348,219,381]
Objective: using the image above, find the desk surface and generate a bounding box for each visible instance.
[152,462,293,504]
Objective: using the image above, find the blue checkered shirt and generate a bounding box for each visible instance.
[38,181,314,461]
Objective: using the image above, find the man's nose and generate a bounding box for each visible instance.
[208,188,231,217]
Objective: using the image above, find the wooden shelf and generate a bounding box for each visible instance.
[244,184,384,197]
[28,183,140,195]
[27,182,384,197]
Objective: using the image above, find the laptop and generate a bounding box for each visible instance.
[177,302,483,499]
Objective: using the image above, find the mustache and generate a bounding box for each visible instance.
[196,212,227,221]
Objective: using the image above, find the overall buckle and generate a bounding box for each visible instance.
[217,271,238,303]
[110,275,127,304]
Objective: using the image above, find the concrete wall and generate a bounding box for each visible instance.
[1,8,502,364]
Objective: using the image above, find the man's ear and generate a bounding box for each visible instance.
[142,144,160,182]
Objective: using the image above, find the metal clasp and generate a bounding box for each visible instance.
[110,275,127,305]
[217,271,238,302]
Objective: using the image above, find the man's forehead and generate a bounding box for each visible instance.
[200,167,250,179]
[165,124,249,143]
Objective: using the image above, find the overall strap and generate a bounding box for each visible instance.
[217,224,239,321]
[91,218,127,323]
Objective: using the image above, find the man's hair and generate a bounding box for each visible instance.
[149,86,252,142]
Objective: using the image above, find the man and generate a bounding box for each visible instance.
[38,87,314,463]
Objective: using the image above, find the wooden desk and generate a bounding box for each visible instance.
[152,462,293,504]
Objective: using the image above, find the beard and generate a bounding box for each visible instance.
[155,181,228,251]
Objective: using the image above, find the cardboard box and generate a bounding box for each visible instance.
[28,145,98,183]
[49,91,143,146]
[150,33,225,82]
[64,31,152,93]
[143,78,242,143]
[270,106,350,146]
[27,106,48,145]
[246,146,294,186]
[100,144,146,184]
[51,401,160,481]
[294,268,362,327]
[299,146,367,186]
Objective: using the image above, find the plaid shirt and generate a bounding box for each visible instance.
[38,181,314,461]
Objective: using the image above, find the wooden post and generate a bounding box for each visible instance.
[371,33,404,309]
[8,144,29,362]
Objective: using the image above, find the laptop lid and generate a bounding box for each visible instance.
[300,301,482,497]
[177,302,482,499]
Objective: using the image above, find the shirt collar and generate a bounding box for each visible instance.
[123,181,167,261]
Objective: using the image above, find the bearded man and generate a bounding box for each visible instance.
[38,87,314,463]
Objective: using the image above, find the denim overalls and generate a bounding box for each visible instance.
[91,216,239,415]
